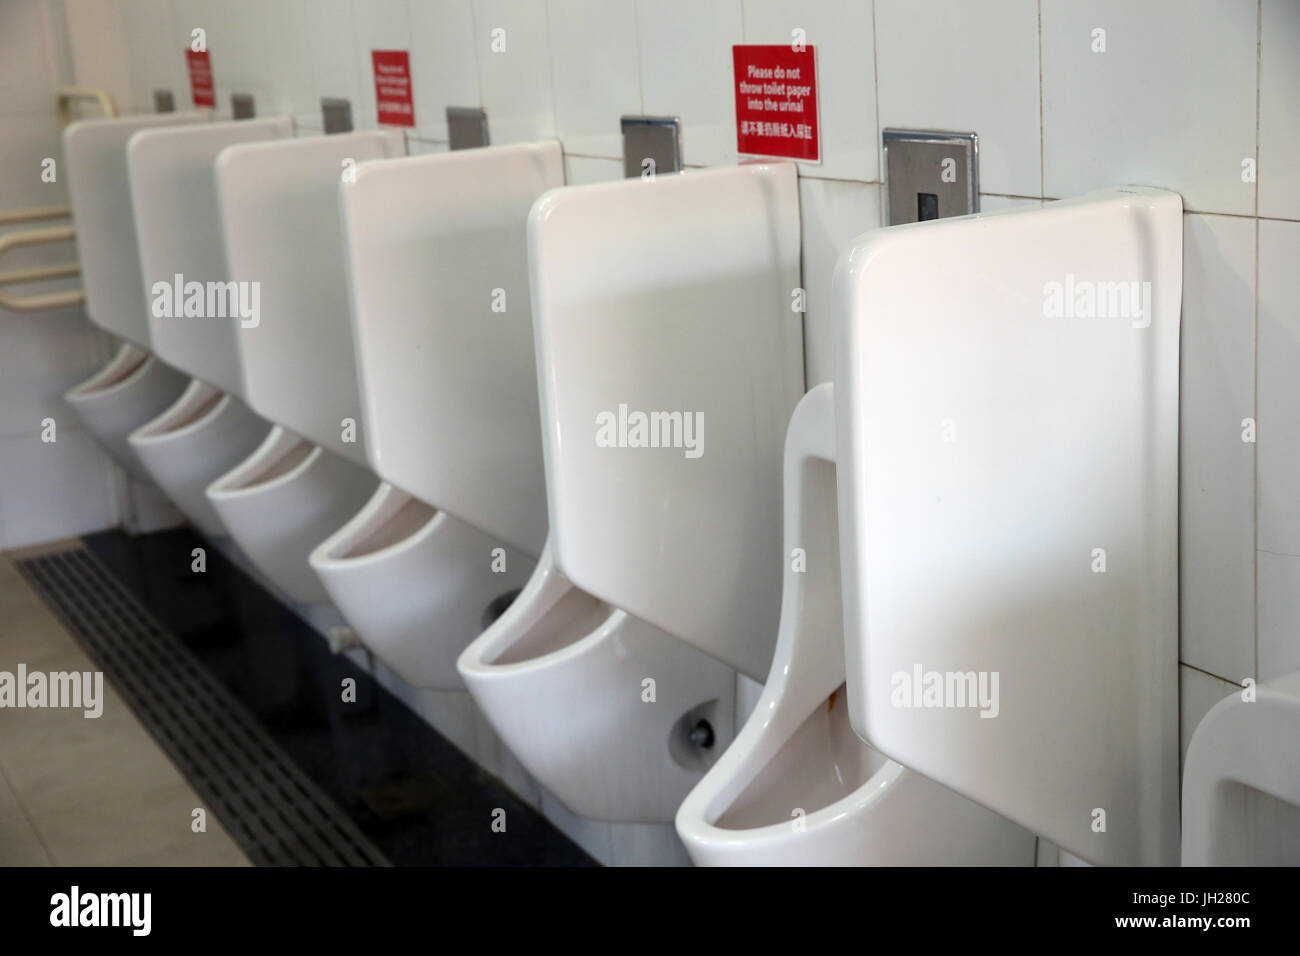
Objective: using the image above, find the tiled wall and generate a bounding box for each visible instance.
[0,0,126,549]
[42,0,1300,862]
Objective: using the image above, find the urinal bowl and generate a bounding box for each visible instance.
[205,425,376,606]
[310,482,535,689]
[128,379,269,537]
[458,546,737,823]
[676,683,1038,866]
[63,342,188,482]
[1182,670,1300,866]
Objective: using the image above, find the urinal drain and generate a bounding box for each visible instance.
[16,546,390,867]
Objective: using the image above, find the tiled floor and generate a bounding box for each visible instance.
[0,542,249,867]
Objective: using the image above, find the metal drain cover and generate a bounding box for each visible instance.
[17,546,391,867]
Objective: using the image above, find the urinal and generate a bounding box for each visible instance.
[61,112,206,472]
[834,187,1183,865]
[459,163,809,823]
[62,342,186,482]
[205,131,407,606]
[64,111,206,347]
[127,380,267,537]
[303,142,567,688]
[675,384,1037,865]
[310,482,533,689]
[206,425,374,605]
[122,117,295,535]
[1182,670,1300,865]
[129,117,295,396]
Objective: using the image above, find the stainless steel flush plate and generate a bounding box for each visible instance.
[231,93,255,119]
[321,97,353,134]
[621,115,682,178]
[446,107,489,150]
[153,89,174,113]
[882,129,979,225]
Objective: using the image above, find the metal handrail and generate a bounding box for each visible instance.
[0,87,118,313]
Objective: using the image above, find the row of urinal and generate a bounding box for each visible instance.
[59,111,1297,866]
[60,111,1028,864]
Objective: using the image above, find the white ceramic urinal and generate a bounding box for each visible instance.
[676,384,1037,865]
[64,112,206,347]
[61,112,205,471]
[307,142,564,689]
[123,117,294,533]
[127,380,266,537]
[62,342,186,482]
[205,131,406,605]
[130,117,294,395]
[459,163,806,824]
[835,187,1184,866]
[1182,670,1300,865]
[206,425,375,605]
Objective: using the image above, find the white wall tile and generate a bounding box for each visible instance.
[635,0,742,167]
[798,176,880,387]
[1258,219,1300,556]
[471,0,555,144]
[0,112,68,211]
[1179,214,1257,682]
[1179,665,1237,770]
[876,0,1040,198]
[0,431,116,548]
[538,788,613,863]
[741,0,877,182]
[978,195,1043,212]
[608,822,693,866]
[563,153,622,185]
[0,306,102,440]
[1258,550,1300,680]
[473,711,542,810]
[546,0,639,159]
[409,0,480,142]
[1042,0,1257,214]
[120,0,187,114]
[62,0,134,114]
[0,0,62,115]
[1259,0,1300,221]
[286,0,363,129]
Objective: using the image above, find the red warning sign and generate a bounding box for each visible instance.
[185,49,215,108]
[371,49,415,127]
[732,44,819,162]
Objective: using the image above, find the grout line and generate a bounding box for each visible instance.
[631,0,645,115]
[1253,0,1263,682]
[1253,218,1261,682]
[1036,0,1045,200]
[468,0,485,108]
[870,0,882,190]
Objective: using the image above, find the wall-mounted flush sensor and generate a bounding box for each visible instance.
[321,97,353,134]
[231,93,255,119]
[882,129,978,225]
[621,115,682,179]
[446,106,489,150]
[153,89,174,113]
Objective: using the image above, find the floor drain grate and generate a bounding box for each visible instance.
[17,546,390,867]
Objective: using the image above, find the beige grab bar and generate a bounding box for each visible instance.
[0,87,118,312]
